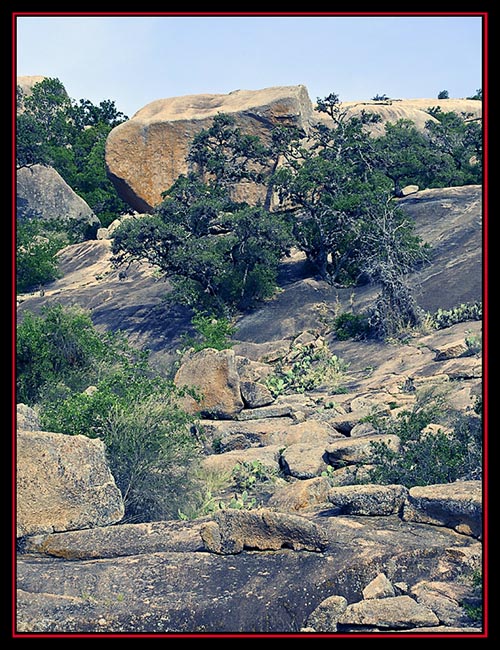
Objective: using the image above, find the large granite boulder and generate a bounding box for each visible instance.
[16,429,124,538]
[105,85,314,212]
[17,164,100,234]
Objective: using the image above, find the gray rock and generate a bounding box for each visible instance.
[305,595,348,632]
[326,434,400,466]
[22,520,205,559]
[17,430,124,538]
[240,381,275,408]
[362,573,396,599]
[349,421,377,437]
[17,164,99,233]
[338,595,439,630]
[402,481,482,538]
[397,184,419,197]
[236,404,292,421]
[434,340,469,361]
[268,477,331,512]
[328,484,408,516]
[201,508,329,554]
[280,443,329,479]
[410,580,478,627]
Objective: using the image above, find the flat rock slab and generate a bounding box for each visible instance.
[201,445,282,474]
[326,434,400,466]
[22,519,206,559]
[268,477,331,512]
[280,443,329,479]
[402,481,482,539]
[328,484,408,516]
[17,515,480,633]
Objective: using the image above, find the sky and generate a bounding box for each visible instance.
[15,13,484,119]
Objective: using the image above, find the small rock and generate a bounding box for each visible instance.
[402,481,482,539]
[240,381,275,408]
[236,404,292,421]
[362,573,396,600]
[268,477,331,512]
[338,595,439,629]
[434,340,469,361]
[280,443,329,479]
[305,595,348,632]
[397,185,419,197]
[349,422,377,437]
[328,484,408,516]
[326,434,400,466]
[16,404,40,431]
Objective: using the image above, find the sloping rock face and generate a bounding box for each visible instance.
[16,514,481,633]
[16,430,124,538]
[398,185,482,312]
[17,164,100,234]
[320,97,482,137]
[105,85,314,212]
[16,184,481,370]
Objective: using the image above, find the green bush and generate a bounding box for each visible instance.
[16,304,113,404]
[17,304,201,522]
[16,219,67,293]
[333,312,371,340]
[181,311,236,352]
[366,387,482,487]
[41,376,199,522]
[265,341,349,396]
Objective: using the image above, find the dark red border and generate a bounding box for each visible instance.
[11,10,489,640]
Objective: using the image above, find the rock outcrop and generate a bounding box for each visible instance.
[16,429,124,538]
[17,514,482,633]
[200,508,328,554]
[17,164,100,234]
[324,97,482,137]
[105,85,314,212]
[174,348,244,418]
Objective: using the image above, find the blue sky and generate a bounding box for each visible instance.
[15,14,483,118]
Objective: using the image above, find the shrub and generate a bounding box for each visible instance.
[16,219,67,293]
[18,304,201,522]
[232,460,278,491]
[40,365,200,522]
[438,90,450,99]
[365,387,482,487]
[265,342,349,396]
[181,311,236,352]
[16,304,113,404]
[333,312,371,340]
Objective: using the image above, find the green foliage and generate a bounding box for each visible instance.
[431,302,482,329]
[333,312,371,340]
[265,341,348,396]
[366,387,482,487]
[16,78,129,227]
[16,304,115,405]
[181,311,236,352]
[41,375,199,522]
[273,95,397,286]
[20,304,200,522]
[437,90,449,99]
[466,89,482,101]
[231,460,278,491]
[112,171,293,316]
[16,219,66,292]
